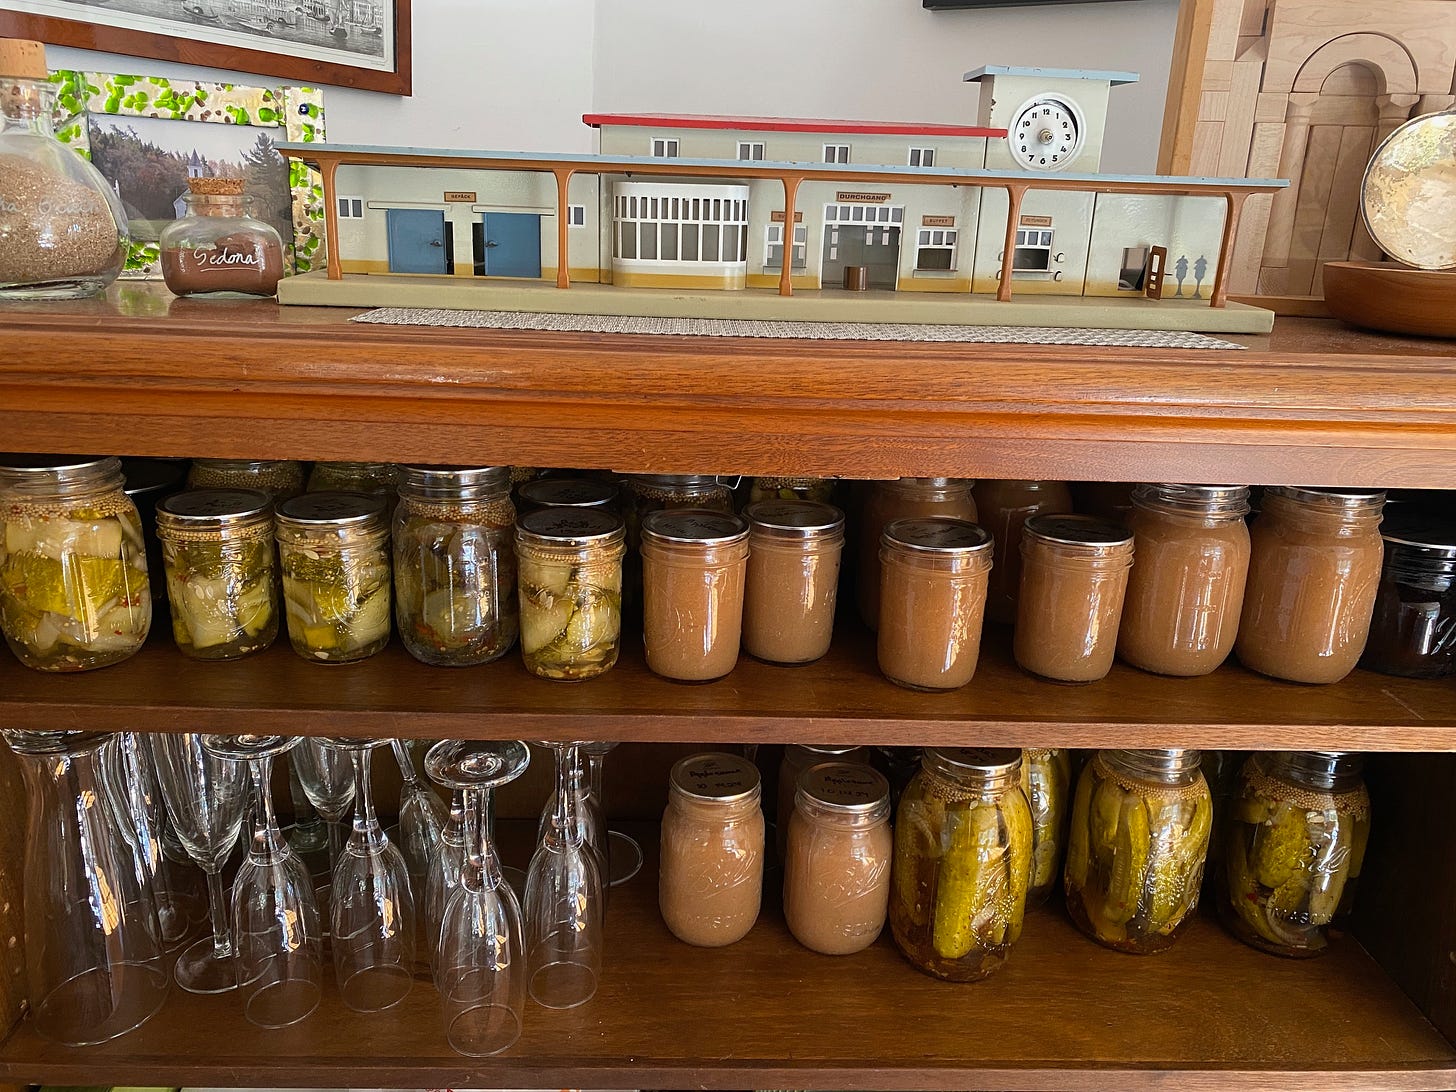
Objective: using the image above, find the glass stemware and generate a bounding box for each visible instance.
[286,757,329,857]
[427,739,531,1057]
[206,734,323,1029]
[149,732,247,994]
[582,741,644,886]
[537,742,607,892]
[392,738,448,968]
[423,784,466,987]
[291,736,357,872]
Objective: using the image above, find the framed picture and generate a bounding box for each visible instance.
[1,0,409,96]
[49,69,328,277]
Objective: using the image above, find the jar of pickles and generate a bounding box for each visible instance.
[623,474,734,529]
[784,762,892,955]
[640,509,749,682]
[748,476,835,505]
[275,492,392,664]
[515,507,625,681]
[186,459,305,501]
[0,456,151,671]
[742,500,844,666]
[1022,748,1073,904]
[889,748,1031,982]
[1065,749,1211,954]
[1220,751,1369,957]
[1360,514,1456,678]
[1236,487,1386,684]
[306,461,402,521]
[391,465,517,668]
[856,478,977,630]
[515,477,619,515]
[775,743,872,863]
[972,479,1074,625]
[155,488,278,660]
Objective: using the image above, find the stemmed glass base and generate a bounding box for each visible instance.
[607,829,644,886]
[173,936,239,994]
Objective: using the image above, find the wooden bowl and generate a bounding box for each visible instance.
[1323,260,1456,338]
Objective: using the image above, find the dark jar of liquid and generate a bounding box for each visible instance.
[1359,514,1456,679]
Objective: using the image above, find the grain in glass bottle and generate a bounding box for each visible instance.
[392,465,517,667]
[155,488,278,660]
[748,476,836,505]
[1236,487,1385,684]
[1014,514,1133,683]
[1360,514,1456,678]
[275,492,392,664]
[889,748,1031,982]
[516,477,619,515]
[856,478,977,630]
[1220,752,1369,958]
[1021,748,1073,904]
[515,507,625,680]
[640,509,749,682]
[877,517,992,691]
[784,763,892,955]
[659,753,765,947]
[1065,749,1211,954]
[1117,484,1251,676]
[972,479,1074,625]
[742,500,844,666]
[159,178,284,298]
[186,458,305,501]
[775,743,872,863]
[0,456,151,671]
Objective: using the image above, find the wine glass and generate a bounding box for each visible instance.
[325,737,415,1012]
[149,732,248,993]
[391,738,447,967]
[291,736,356,872]
[285,757,329,858]
[536,742,607,892]
[206,734,323,1029]
[427,739,531,1056]
[423,781,465,988]
[582,741,644,886]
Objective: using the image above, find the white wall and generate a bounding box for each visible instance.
[45,0,1177,171]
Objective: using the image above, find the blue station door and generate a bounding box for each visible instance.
[385,208,449,274]
[482,212,541,278]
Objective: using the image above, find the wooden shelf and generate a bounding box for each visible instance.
[0,823,1450,1091]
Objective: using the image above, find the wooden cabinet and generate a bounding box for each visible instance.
[1,288,1454,1089]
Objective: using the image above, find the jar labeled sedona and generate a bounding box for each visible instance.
[640,509,749,682]
[1360,515,1456,678]
[515,507,625,680]
[1236,487,1385,684]
[890,748,1031,981]
[0,455,151,671]
[856,478,977,630]
[159,178,284,298]
[392,465,518,667]
[972,479,1073,625]
[742,500,844,666]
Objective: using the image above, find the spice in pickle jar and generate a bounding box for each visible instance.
[0,456,151,671]
[856,478,977,630]
[515,507,625,681]
[640,509,750,682]
[877,517,993,692]
[1220,751,1370,957]
[659,752,765,947]
[1236,487,1386,684]
[748,476,836,505]
[186,458,305,501]
[1360,514,1456,678]
[515,477,620,515]
[742,500,844,666]
[623,474,734,534]
[972,479,1074,625]
[392,465,517,668]
[775,743,872,864]
[307,462,402,520]
[1065,749,1212,954]
[155,488,278,660]
[784,762,892,956]
[889,748,1032,982]
[1021,748,1073,904]
[275,492,392,664]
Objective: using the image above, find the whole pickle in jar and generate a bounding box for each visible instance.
[163,534,277,659]
[1021,748,1072,902]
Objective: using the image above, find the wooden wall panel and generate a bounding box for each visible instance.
[0,748,26,1040]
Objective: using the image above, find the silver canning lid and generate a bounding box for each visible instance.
[518,477,619,509]
[1134,483,1250,515]
[1023,513,1132,548]
[516,506,625,547]
[157,488,272,525]
[1109,748,1203,776]
[1380,512,1456,561]
[121,458,188,498]
[276,490,386,529]
[0,454,116,474]
[627,473,724,489]
[1266,485,1386,513]
[744,500,844,538]
[797,762,890,813]
[882,516,992,554]
[641,508,749,546]
[400,464,510,491]
[670,752,761,804]
[791,743,867,758]
[925,747,1022,779]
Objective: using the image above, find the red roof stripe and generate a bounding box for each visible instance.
[582,112,1006,139]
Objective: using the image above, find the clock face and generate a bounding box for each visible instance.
[1009,95,1083,172]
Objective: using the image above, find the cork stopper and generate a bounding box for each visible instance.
[0,39,47,80]
[187,176,246,195]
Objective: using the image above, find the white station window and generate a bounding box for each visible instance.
[337,195,364,219]
[651,138,680,158]
[738,142,765,161]
[823,144,850,164]
[908,147,935,168]
[567,205,586,227]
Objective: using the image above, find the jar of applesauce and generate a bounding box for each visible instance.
[1014,514,1133,683]
[1117,484,1251,676]
[0,455,151,671]
[856,478,977,630]
[742,500,844,666]
[877,517,992,691]
[784,762,892,955]
[1236,487,1385,684]
[515,507,625,681]
[640,509,749,682]
[889,748,1031,982]
[659,752,765,947]
[1065,748,1211,954]
[1022,748,1073,904]
[1220,751,1369,958]
[774,743,872,863]
[972,480,1073,625]
[186,458,305,501]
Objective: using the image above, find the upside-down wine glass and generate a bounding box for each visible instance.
[392,737,447,968]
[582,740,643,886]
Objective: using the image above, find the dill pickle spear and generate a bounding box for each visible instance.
[893,795,943,928]
[1065,763,1094,891]
[1104,793,1150,927]
[1000,788,1034,944]
[931,802,1002,960]
[1251,802,1307,889]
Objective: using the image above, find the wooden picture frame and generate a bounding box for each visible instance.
[1,0,410,96]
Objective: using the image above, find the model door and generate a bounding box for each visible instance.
[483,212,541,278]
[386,208,449,274]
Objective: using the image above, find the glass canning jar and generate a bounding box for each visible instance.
[515,507,625,681]
[877,517,993,691]
[783,762,892,955]
[640,509,750,682]
[742,500,844,666]
[0,455,151,671]
[1014,514,1134,683]
[659,752,765,947]
[307,462,403,520]
[1236,487,1386,684]
[1220,751,1369,958]
[1117,484,1251,676]
[774,743,872,864]
[275,492,392,664]
[748,476,836,505]
[158,179,285,298]
[1065,749,1211,954]
[972,479,1074,625]
[186,458,305,501]
[623,474,734,527]
[1022,748,1073,904]
[856,478,977,630]
[1360,514,1456,678]
[889,748,1031,982]
[155,488,278,660]
[516,477,620,515]
[392,464,518,667]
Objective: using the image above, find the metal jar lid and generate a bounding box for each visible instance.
[1133,483,1251,516]
[744,499,844,539]
[1023,513,1133,548]
[792,743,867,758]
[516,506,625,548]
[1266,485,1387,514]
[797,761,890,814]
[121,458,187,499]
[276,490,386,530]
[924,747,1023,784]
[669,752,761,804]
[157,488,272,527]
[640,508,749,547]
[1107,747,1204,777]
[627,473,725,489]
[399,464,510,491]
[518,477,620,510]
[882,516,992,554]
[1380,512,1456,574]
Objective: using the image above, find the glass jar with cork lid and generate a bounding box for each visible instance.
[159,177,285,298]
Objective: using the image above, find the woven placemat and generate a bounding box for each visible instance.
[351,307,1246,350]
